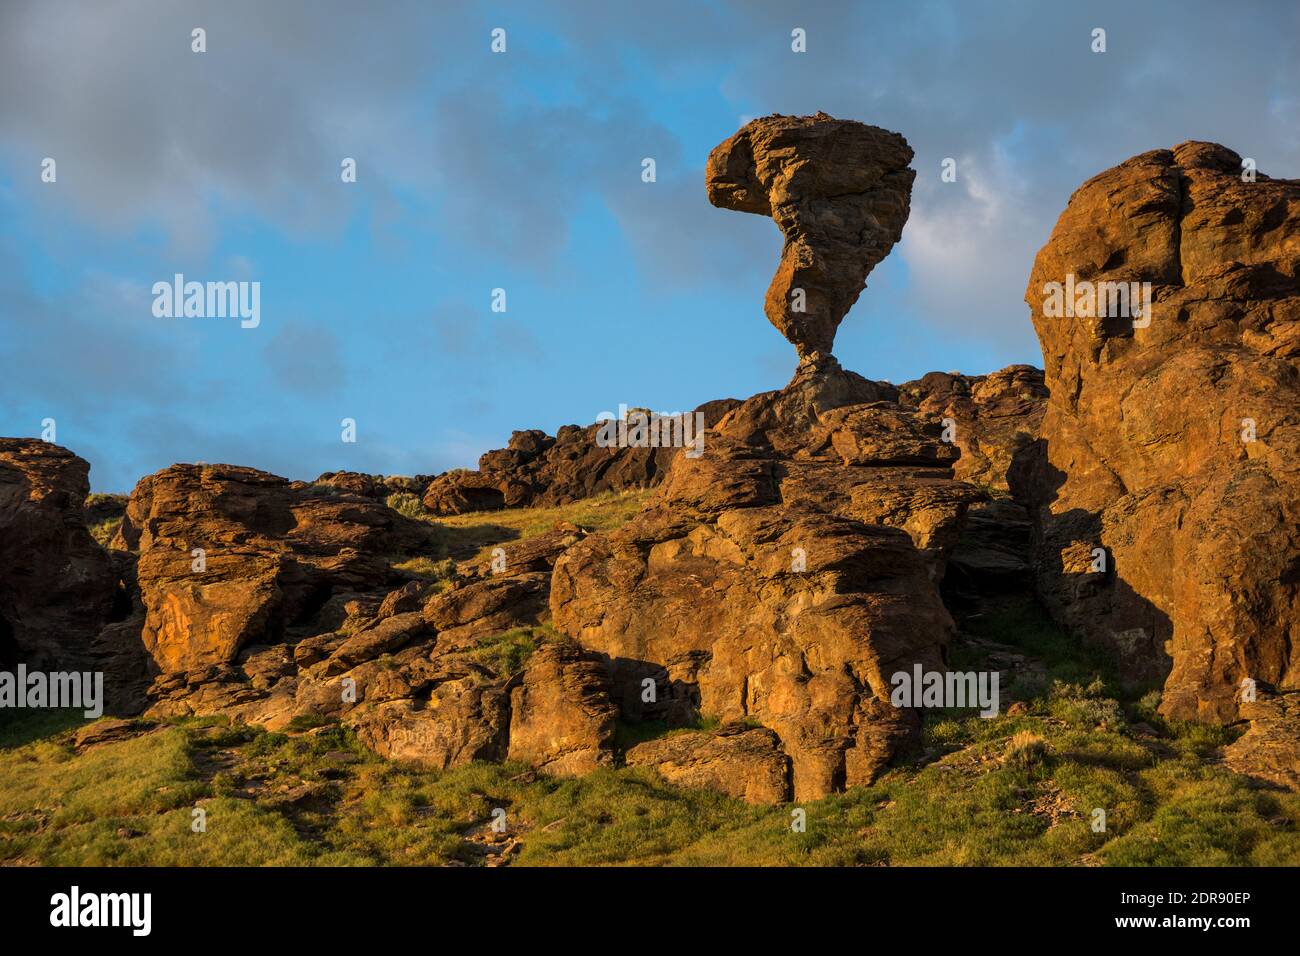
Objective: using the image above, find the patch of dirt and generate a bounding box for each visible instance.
[1015,783,1077,829]
[452,803,535,867]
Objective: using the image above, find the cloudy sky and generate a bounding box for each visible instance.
[2,0,1297,491]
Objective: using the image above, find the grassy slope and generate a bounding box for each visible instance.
[5,685,1296,866]
[6,494,1298,866]
[388,488,650,581]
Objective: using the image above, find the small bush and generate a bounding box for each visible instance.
[385,492,430,520]
[84,493,129,549]
[1050,677,1109,700]
[88,518,121,548]
[1049,679,1126,729]
[391,555,457,583]
[1003,731,1049,768]
[466,627,540,677]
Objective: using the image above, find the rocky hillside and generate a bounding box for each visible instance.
[2,114,1297,829]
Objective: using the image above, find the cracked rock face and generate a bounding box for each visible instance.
[706,112,915,360]
[0,439,119,670]
[900,366,1047,492]
[116,463,429,673]
[1014,141,1300,726]
[550,357,979,801]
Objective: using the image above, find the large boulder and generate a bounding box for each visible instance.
[422,572,550,650]
[626,724,791,804]
[706,112,914,359]
[0,439,120,670]
[116,463,429,674]
[351,668,510,769]
[1014,141,1300,725]
[552,359,979,801]
[505,640,617,776]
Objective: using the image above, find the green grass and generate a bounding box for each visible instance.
[463,626,546,678]
[3,689,1297,866]
[390,555,457,584]
[414,489,652,564]
[956,592,1117,691]
[385,488,653,588]
[0,709,90,748]
[84,492,128,548]
[613,714,726,751]
[4,549,1295,866]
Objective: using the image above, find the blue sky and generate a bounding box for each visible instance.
[2,0,1298,491]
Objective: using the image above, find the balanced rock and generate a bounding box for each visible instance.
[706,112,914,359]
[551,141,979,799]
[1014,142,1300,725]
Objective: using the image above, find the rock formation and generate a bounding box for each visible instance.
[14,122,1300,809]
[551,356,982,800]
[900,366,1047,491]
[1014,142,1300,734]
[101,115,977,804]
[706,112,914,359]
[0,440,121,669]
[897,369,1047,599]
[505,640,617,776]
[420,400,739,515]
[115,463,430,674]
[626,723,791,804]
[115,363,977,803]
[111,460,607,781]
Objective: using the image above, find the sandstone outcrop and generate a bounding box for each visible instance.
[0,439,121,669]
[1013,142,1300,729]
[422,572,550,649]
[706,112,914,359]
[284,471,433,500]
[894,368,1046,600]
[115,462,615,782]
[900,366,1047,491]
[505,640,617,776]
[625,724,791,804]
[551,356,981,800]
[115,463,431,674]
[421,400,739,516]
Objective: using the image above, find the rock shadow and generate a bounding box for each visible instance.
[1008,437,1173,687]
